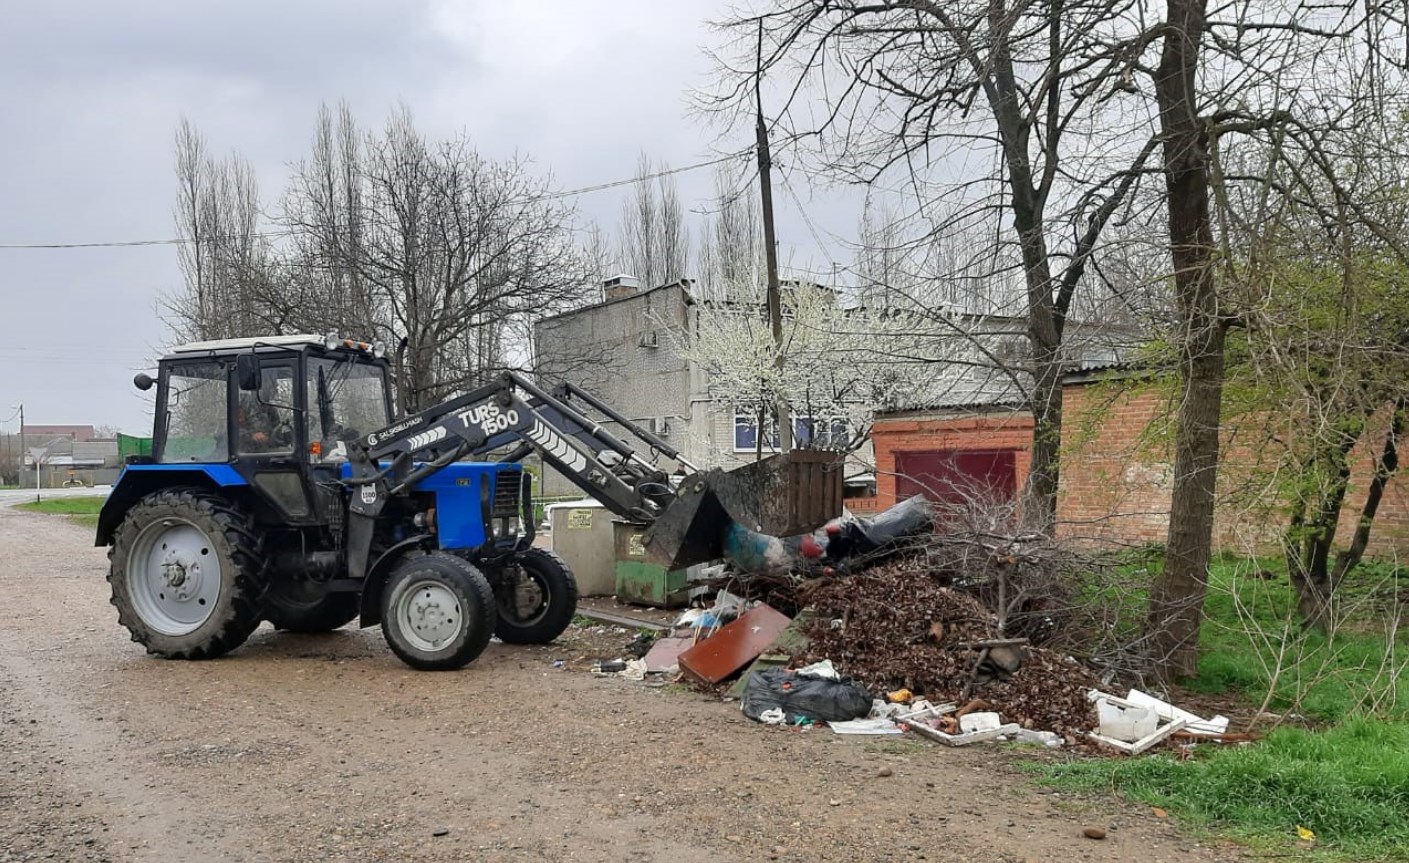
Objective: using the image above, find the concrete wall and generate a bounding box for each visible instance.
[534,283,696,496]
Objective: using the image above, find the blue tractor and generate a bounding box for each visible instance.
[97,334,729,670]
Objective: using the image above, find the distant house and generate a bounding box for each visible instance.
[24,424,96,442]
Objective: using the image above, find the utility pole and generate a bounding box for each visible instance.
[755,20,791,453]
[16,403,24,490]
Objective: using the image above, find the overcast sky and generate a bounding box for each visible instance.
[0,1,854,434]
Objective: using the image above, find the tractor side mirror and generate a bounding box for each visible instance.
[133,372,154,391]
[235,354,261,391]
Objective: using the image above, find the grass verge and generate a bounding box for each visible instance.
[1047,553,1409,859]
[15,495,105,529]
[1040,720,1409,861]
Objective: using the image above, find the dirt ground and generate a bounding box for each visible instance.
[0,507,1248,863]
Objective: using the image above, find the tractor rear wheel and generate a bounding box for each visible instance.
[492,548,578,645]
[264,578,360,633]
[108,488,267,660]
[380,552,494,671]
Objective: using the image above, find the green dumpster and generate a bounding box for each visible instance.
[613,521,689,608]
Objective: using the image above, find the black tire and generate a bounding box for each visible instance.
[492,548,578,645]
[107,488,267,660]
[264,578,360,633]
[380,551,494,671]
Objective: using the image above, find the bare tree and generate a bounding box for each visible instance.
[1143,0,1409,677]
[619,152,690,289]
[168,118,276,340]
[172,107,591,412]
[706,0,1161,532]
[696,161,765,303]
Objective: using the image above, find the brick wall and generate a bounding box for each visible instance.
[867,379,1409,560]
[870,408,1034,506]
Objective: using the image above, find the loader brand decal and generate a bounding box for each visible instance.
[525,418,588,473]
[405,426,447,451]
[366,416,424,448]
[455,403,520,437]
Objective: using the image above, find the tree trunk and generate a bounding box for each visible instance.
[1330,398,1406,586]
[1147,0,1222,681]
[1022,341,1063,532]
[1287,435,1356,631]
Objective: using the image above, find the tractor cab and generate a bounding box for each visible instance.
[128,334,394,526]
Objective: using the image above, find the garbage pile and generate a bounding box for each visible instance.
[795,559,1100,739]
[571,496,1245,755]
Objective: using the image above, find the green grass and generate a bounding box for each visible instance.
[1045,552,1409,859]
[1041,720,1409,861]
[15,495,105,529]
[1189,556,1408,723]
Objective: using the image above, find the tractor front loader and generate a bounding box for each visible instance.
[98,334,839,671]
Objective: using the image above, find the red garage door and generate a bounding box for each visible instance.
[895,449,1018,510]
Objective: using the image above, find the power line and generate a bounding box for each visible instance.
[0,149,754,251]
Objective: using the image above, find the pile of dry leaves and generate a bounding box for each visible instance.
[795,559,1098,738]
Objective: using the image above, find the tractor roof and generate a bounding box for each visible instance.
[164,334,383,360]
[168,334,327,355]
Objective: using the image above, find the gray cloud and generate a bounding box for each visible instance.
[0,0,851,433]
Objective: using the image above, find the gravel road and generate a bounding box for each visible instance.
[0,507,1246,863]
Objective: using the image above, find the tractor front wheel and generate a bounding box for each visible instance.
[264,578,360,633]
[491,548,578,645]
[107,488,267,660]
[380,552,494,671]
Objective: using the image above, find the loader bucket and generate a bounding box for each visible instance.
[641,451,844,571]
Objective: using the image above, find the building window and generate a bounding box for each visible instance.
[733,411,848,452]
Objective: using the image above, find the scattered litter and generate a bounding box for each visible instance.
[759,707,787,725]
[1014,728,1064,749]
[1086,690,1189,754]
[828,717,903,735]
[795,561,1100,738]
[1096,699,1157,742]
[619,659,648,681]
[591,659,626,675]
[796,659,839,679]
[958,711,1003,734]
[868,699,907,719]
[1121,688,1229,737]
[550,659,565,669]
[642,636,692,674]
[885,688,912,704]
[898,701,1019,746]
[679,604,792,685]
[741,667,873,724]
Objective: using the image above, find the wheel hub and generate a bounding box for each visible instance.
[512,571,545,620]
[397,581,463,650]
[127,520,222,636]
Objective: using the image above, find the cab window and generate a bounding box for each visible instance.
[236,364,296,455]
[159,362,229,463]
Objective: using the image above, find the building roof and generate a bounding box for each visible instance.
[535,280,694,328]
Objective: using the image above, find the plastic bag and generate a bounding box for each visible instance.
[741,667,874,724]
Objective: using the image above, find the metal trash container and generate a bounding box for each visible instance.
[613,521,689,608]
[546,500,616,596]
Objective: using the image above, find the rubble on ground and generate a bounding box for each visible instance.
[792,558,1100,739]
[560,505,1249,754]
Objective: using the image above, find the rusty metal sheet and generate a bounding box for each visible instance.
[678,604,792,685]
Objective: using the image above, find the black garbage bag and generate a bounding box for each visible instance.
[722,495,933,577]
[824,494,933,563]
[741,667,873,723]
